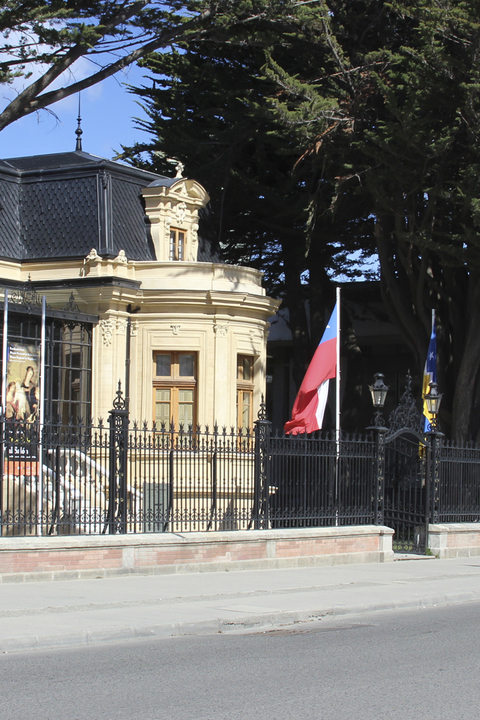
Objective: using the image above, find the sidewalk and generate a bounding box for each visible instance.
[1,555,480,653]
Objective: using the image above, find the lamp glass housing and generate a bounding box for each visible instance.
[424,381,443,416]
[369,373,389,408]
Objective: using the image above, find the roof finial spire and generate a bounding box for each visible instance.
[75,93,83,152]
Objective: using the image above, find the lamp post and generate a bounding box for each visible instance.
[368,373,389,526]
[423,380,443,534]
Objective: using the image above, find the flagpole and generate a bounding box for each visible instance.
[336,286,341,439]
[335,286,341,526]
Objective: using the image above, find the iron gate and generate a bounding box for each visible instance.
[384,430,428,553]
[382,375,430,554]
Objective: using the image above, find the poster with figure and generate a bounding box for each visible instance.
[5,342,40,424]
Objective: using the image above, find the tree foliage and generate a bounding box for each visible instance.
[6,1,480,438]
[120,3,376,388]
[123,0,480,440]
[0,1,300,131]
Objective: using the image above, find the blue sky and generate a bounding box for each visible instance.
[0,63,150,160]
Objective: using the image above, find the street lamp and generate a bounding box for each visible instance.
[368,373,389,526]
[423,381,443,531]
[424,381,443,430]
[369,373,389,428]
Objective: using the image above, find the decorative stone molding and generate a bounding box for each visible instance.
[170,324,181,335]
[117,319,127,335]
[142,179,209,262]
[191,222,199,244]
[213,321,228,337]
[249,330,262,355]
[130,320,139,338]
[100,317,116,347]
[175,201,187,223]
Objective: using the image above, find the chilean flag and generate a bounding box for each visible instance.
[284,302,338,434]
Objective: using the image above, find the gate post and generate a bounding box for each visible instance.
[107,383,129,534]
[253,397,271,530]
[371,423,387,526]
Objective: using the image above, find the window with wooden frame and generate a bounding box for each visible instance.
[169,227,185,261]
[237,355,254,431]
[153,352,196,427]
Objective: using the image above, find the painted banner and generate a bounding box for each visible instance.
[5,342,40,424]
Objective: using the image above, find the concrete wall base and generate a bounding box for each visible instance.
[428,523,480,559]
[0,526,394,583]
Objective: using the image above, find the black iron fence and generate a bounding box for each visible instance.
[436,440,480,523]
[1,390,480,540]
[267,433,377,528]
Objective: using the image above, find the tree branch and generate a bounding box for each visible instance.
[0,7,213,131]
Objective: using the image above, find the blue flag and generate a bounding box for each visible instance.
[422,314,437,432]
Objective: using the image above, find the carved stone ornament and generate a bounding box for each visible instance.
[114,249,128,265]
[85,248,102,263]
[81,248,102,276]
[191,223,199,244]
[117,319,127,335]
[166,158,184,178]
[130,320,139,337]
[170,324,181,335]
[213,321,228,337]
[100,317,116,347]
[175,202,187,223]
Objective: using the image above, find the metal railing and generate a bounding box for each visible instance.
[0,393,377,535]
[2,391,480,538]
[436,440,480,523]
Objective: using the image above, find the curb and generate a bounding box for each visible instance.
[1,589,478,654]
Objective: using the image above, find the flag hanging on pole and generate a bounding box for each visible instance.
[422,311,437,432]
[284,302,338,435]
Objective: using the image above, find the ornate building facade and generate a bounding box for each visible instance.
[0,150,278,428]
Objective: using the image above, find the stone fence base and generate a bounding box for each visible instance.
[428,523,480,558]
[0,525,394,583]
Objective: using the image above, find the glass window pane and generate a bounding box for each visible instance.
[178,389,193,403]
[243,357,252,381]
[169,230,176,261]
[155,388,171,424]
[242,391,251,430]
[178,232,184,260]
[156,354,171,377]
[179,354,194,376]
[238,356,253,381]
[178,389,194,425]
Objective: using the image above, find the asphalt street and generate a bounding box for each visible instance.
[1,602,480,720]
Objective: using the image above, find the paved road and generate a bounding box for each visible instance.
[1,601,480,720]
[1,555,480,652]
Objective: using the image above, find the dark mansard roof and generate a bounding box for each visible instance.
[0,151,217,262]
